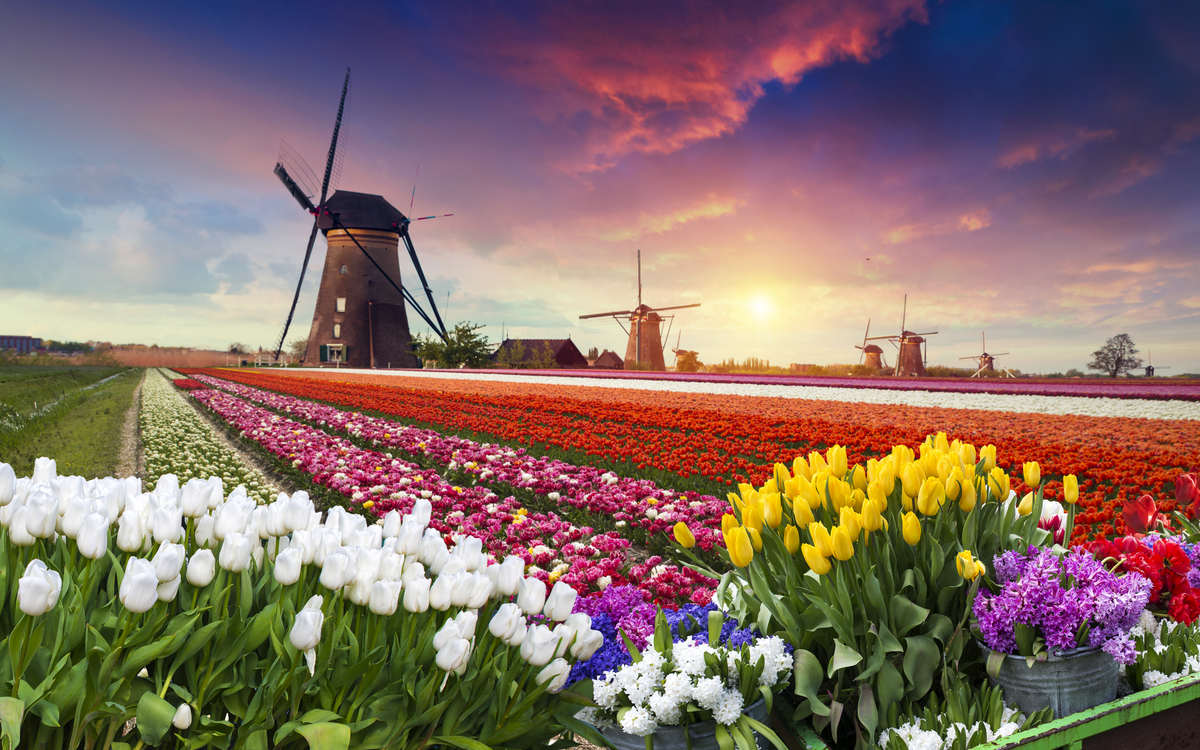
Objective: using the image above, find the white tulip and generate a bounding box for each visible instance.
[315,529,342,565]
[369,579,402,616]
[124,475,143,502]
[290,595,325,652]
[265,534,289,562]
[402,576,431,613]
[496,556,525,597]
[274,547,303,585]
[252,545,265,569]
[194,514,216,549]
[379,551,404,581]
[505,618,529,648]
[25,491,59,538]
[543,581,577,622]
[320,549,354,591]
[572,629,605,661]
[348,570,375,606]
[154,474,181,504]
[439,558,468,579]
[429,572,457,611]
[18,560,62,616]
[381,510,402,538]
[428,547,450,576]
[187,549,217,586]
[291,529,319,565]
[282,491,314,533]
[116,510,143,552]
[172,703,192,730]
[396,521,423,556]
[401,560,426,586]
[252,507,271,540]
[212,497,254,541]
[102,482,126,522]
[489,603,524,641]
[180,478,211,518]
[536,658,571,693]
[157,575,182,603]
[218,532,252,572]
[206,477,223,508]
[61,496,91,539]
[418,529,447,567]
[517,578,546,617]
[151,505,184,544]
[435,637,472,674]
[9,508,35,546]
[433,620,462,651]
[411,498,433,527]
[465,572,493,609]
[454,610,478,640]
[31,457,56,485]
[76,512,110,560]
[152,542,186,583]
[519,624,560,667]
[120,558,160,613]
[453,536,485,572]
[364,526,383,550]
[0,463,14,506]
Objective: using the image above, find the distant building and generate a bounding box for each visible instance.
[592,350,624,369]
[0,336,43,354]
[493,338,589,369]
[789,363,817,374]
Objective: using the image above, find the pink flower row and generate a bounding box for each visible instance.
[188,373,729,550]
[188,387,715,605]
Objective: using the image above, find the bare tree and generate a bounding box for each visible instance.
[1087,333,1143,378]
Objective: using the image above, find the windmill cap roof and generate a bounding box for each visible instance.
[318,190,409,232]
[863,344,884,353]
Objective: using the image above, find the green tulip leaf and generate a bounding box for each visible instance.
[857,682,879,741]
[986,650,1007,680]
[890,594,929,637]
[924,614,953,646]
[792,650,830,716]
[828,639,862,678]
[0,697,23,750]
[136,690,176,746]
[295,722,350,750]
[902,636,938,700]
[875,659,905,709]
[876,623,904,654]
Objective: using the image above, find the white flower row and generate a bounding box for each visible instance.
[1129,610,1200,688]
[877,706,1026,750]
[325,369,1200,421]
[142,369,275,504]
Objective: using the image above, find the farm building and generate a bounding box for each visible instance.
[592,350,624,369]
[493,338,589,369]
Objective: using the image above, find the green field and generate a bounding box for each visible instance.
[0,367,139,478]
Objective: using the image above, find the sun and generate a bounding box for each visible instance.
[750,296,772,319]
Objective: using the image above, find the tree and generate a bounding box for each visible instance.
[1087,333,1143,378]
[413,323,493,369]
[587,346,599,360]
[229,343,248,354]
[527,342,558,369]
[288,338,308,361]
[675,351,700,373]
[494,340,526,368]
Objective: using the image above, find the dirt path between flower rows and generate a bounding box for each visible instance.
[114,369,145,478]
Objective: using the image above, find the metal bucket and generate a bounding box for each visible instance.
[600,699,770,750]
[989,646,1119,719]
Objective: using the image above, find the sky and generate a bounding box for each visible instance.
[1,0,1198,374]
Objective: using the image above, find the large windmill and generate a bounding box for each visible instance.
[862,295,938,376]
[271,70,449,368]
[959,332,1013,377]
[579,250,700,371]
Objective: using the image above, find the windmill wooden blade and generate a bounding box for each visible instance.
[579,309,634,319]
[648,303,701,313]
[274,164,316,213]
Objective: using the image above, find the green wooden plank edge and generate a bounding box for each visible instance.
[779,672,1200,750]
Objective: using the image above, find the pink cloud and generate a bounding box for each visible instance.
[996,126,1116,168]
[481,0,928,170]
[882,209,991,244]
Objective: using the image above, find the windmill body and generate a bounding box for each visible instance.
[959,332,1012,377]
[303,191,418,368]
[861,296,937,377]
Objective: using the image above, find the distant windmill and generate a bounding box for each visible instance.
[854,320,887,370]
[862,295,938,376]
[1145,352,1171,378]
[271,69,450,369]
[959,332,1013,378]
[579,250,700,371]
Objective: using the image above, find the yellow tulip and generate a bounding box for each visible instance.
[861,499,883,532]
[764,492,783,528]
[1023,461,1042,489]
[796,475,822,510]
[726,492,744,514]
[792,498,815,526]
[921,454,940,481]
[748,527,763,551]
[892,444,914,465]
[1064,475,1079,505]
[849,488,866,512]
[784,524,800,554]
[783,476,801,501]
[827,479,849,512]
[868,482,889,512]
[877,463,896,496]
[673,522,695,548]
[917,477,946,516]
[901,491,914,512]
[743,503,764,533]
[934,432,950,453]
[809,523,834,557]
[956,550,981,581]
[827,445,848,479]
[721,513,739,534]
[809,451,829,475]
[959,442,977,467]
[902,464,924,499]
[831,526,854,561]
[866,458,880,483]
[936,457,953,482]
[945,468,963,502]
[801,544,831,575]
[792,455,812,481]
[839,507,861,540]
[902,512,921,545]
[738,483,756,500]
[975,560,987,578]
[958,477,977,513]
[774,461,792,486]
[728,527,754,567]
[1017,492,1034,516]
[851,464,868,493]
[988,467,1010,500]
[980,445,997,472]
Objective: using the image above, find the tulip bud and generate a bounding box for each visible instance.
[536,658,571,693]
[18,560,62,616]
[861,500,883,533]
[157,575,182,603]
[154,474,181,504]
[830,526,853,561]
[290,596,325,652]
[369,579,402,615]
[1017,492,1034,517]
[572,628,605,660]
[180,478,212,518]
[116,510,144,552]
[791,455,811,481]
[493,555,523,597]
[877,463,896,496]
[319,549,354,590]
[24,491,58,539]
[988,467,1011,501]
[979,445,997,473]
[152,542,186,583]
[901,464,923,500]
[801,544,831,575]
[429,571,457,611]
[76,511,110,560]
[902,512,921,546]
[958,477,978,513]
[275,547,303,585]
[379,550,404,581]
[956,551,981,581]
[348,570,376,607]
[808,451,828,475]
[173,703,192,730]
[808,523,833,558]
[726,526,754,568]
[1064,475,1079,505]
[403,576,431,612]
[218,532,253,572]
[282,492,314,533]
[517,577,547,616]
[435,637,472,674]
[194,514,215,549]
[792,498,815,526]
[465,572,493,609]
[762,493,782,529]
[31,457,56,485]
[673,522,695,548]
[381,510,402,538]
[917,478,946,516]
[62,496,91,539]
[433,620,462,651]
[0,463,14,507]
[120,557,160,613]
[1023,462,1042,489]
[187,549,216,586]
[490,602,524,640]
[543,581,577,622]
[520,624,560,667]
